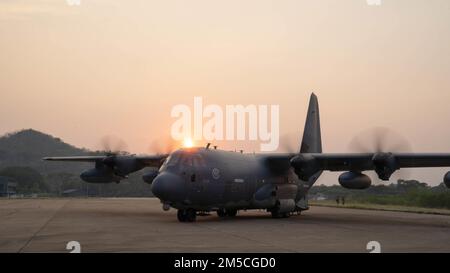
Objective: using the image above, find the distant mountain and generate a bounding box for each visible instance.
[0,129,154,197]
[0,129,92,174]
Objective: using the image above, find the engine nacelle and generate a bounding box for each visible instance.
[103,156,143,177]
[338,172,371,190]
[142,170,159,184]
[290,154,321,181]
[372,152,398,181]
[80,168,121,183]
[443,172,450,188]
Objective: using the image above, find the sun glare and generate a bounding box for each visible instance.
[183,138,194,148]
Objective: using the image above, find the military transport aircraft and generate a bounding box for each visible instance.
[44,94,450,222]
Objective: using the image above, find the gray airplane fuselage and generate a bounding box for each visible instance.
[151,147,314,212]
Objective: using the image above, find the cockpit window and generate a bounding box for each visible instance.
[192,154,206,167]
[167,153,180,166]
[159,151,206,172]
[180,154,193,166]
[180,153,206,168]
[159,153,181,172]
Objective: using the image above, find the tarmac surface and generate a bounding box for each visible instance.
[1,198,449,253]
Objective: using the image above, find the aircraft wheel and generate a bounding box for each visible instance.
[271,210,290,219]
[217,209,227,218]
[178,209,197,222]
[186,209,197,222]
[177,209,187,222]
[226,209,238,217]
[271,211,281,218]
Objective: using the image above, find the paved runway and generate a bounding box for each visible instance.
[0,198,449,253]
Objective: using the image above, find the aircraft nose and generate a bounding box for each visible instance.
[151,172,186,202]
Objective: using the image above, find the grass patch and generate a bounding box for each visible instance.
[310,200,450,216]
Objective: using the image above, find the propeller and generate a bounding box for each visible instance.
[98,135,129,156]
[348,127,412,154]
[279,132,300,153]
[265,132,300,176]
[348,127,413,182]
[93,136,137,178]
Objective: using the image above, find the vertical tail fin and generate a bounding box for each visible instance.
[300,93,322,153]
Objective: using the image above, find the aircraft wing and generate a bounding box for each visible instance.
[43,154,168,168]
[289,152,450,181]
[265,152,450,182]
[43,154,168,183]
[309,153,450,171]
[43,156,107,162]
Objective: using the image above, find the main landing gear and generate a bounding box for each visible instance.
[216,208,238,218]
[270,210,290,218]
[270,207,291,218]
[177,209,197,222]
[177,208,238,222]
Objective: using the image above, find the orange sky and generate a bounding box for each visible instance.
[1,0,450,185]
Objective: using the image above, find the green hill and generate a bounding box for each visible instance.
[0,129,153,197]
[0,129,91,174]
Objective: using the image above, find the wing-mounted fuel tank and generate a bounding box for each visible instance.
[338,172,371,189]
[443,172,450,188]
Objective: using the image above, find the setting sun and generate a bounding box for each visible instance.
[183,138,194,148]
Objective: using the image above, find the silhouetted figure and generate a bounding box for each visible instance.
[336,197,340,205]
[341,196,345,205]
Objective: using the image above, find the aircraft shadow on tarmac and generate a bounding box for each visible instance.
[149,210,449,228]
